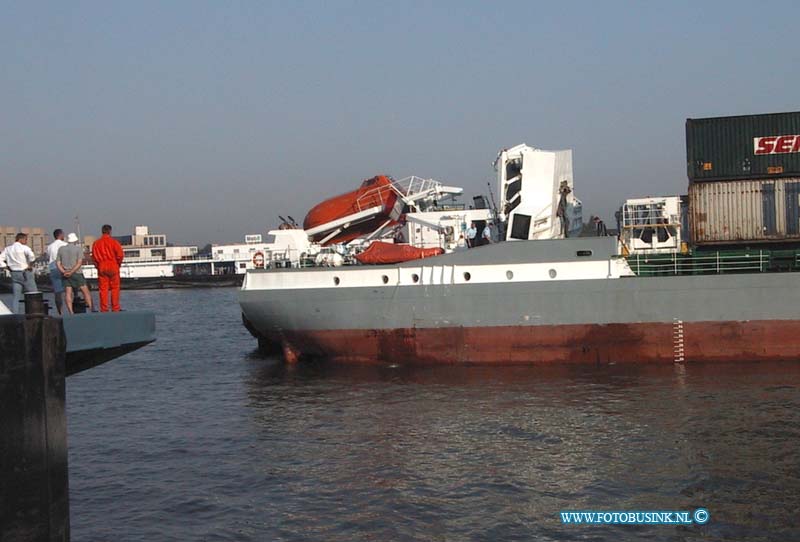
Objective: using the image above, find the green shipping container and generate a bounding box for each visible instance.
[686,111,800,182]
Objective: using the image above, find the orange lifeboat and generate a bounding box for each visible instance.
[355,241,444,265]
[303,175,398,245]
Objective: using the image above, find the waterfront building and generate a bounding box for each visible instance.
[1,226,48,256]
[112,225,198,262]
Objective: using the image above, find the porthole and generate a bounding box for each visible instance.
[381,275,389,284]
[549,269,557,279]
[412,273,419,283]
[333,276,340,285]
[506,270,514,280]
[463,272,471,281]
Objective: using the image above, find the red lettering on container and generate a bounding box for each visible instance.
[755,136,777,155]
[775,136,794,153]
[755,135,800,154]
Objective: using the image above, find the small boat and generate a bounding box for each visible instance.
[303,175,399,245]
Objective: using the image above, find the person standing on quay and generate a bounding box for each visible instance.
[46,228,68,314]
[57,233,94,314]
[91,224,124,312]
[0,233,37,313]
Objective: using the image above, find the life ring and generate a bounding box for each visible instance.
[253,251,265,268]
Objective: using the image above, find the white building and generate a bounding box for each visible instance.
[114,225,198,262]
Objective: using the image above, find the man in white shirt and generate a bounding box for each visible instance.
[0,233,38,313]
[482,223,493,244]
[466,223,477,248]
[46,228,68,314]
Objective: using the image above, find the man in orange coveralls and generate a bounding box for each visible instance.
[91,224,124,312]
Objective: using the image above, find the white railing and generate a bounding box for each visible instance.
[392,176,440,197]
[629,251,768,275]
[355,176,444,212]
[622,203,676,228]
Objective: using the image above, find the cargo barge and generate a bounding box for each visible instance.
[240,114,800,365]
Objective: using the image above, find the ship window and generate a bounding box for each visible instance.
[504,197,522,215]
[549,269,557,278]
[463,272,471,281]
[382,275,389,284]
[506,270,513,280]
[505,178,522,201]
[333,276,340,285]
[411,273,419,283]
[505,159,522,182]
[510,214,532,240]
[576,250,593,257]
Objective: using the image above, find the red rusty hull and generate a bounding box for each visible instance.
[267,320,800,365]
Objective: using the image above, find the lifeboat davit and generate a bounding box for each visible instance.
[355,241,444,265]
[303,175,398,245]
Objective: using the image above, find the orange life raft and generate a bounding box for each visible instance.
[355,241,444,265]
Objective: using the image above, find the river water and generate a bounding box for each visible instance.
[3,288,799,541]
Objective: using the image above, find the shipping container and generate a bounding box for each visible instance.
[689,178,800,245]
[686,111,800,182]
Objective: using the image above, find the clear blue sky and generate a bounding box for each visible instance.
[2,0,798,245]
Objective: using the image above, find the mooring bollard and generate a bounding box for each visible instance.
[24,291,46,316]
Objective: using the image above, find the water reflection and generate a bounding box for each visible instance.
[242,359,800,541]
[55,287,800,541]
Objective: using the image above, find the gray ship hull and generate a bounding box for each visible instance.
[239,238,800,364]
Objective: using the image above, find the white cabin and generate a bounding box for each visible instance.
[619,196,685,255]
[495,144,583,241]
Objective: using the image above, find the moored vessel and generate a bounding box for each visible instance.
[240,113,800,365]
[240,237,800,364]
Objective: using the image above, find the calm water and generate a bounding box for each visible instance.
[4,288,800,541]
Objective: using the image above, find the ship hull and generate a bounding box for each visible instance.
[239,238,800,365]
[0,273,243,293]
[250,320,800,365]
